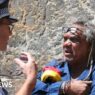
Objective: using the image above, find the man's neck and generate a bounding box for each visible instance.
[68,59,88,79]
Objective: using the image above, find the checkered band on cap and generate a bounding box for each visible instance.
[0,0,6,5]
[0,8,9,19]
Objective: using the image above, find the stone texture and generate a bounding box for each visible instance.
[0,0,95,94]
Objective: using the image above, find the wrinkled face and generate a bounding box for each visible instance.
[63,24,91,63]
[0,18,13,51]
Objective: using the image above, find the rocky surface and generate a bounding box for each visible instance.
[0,0,95,94]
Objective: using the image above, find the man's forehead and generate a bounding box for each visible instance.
[63,31,82,38]
[73,24,86,34]
[72,23,85,29]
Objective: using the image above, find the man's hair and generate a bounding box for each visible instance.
[73,21,95,61]
[74,21,95,43]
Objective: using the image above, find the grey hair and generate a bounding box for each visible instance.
[73,21,95,61]
[85,22,95,61]
[84,22,95,43]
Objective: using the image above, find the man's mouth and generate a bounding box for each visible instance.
[64,49,73,56]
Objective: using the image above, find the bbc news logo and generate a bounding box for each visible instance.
[0,80,13,88]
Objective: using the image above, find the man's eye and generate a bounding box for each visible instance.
[70,37,80,43]
[64,37,67,42]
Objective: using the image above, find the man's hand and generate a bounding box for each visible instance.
[15,52,37,95]
[64,79,92,95]
[14,52,37,83]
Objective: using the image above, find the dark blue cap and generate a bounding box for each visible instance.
[0,0,18,23]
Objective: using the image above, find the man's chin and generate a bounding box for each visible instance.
[64,57,74,62]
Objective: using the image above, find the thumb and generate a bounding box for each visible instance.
[83,81,92,84]
[14,58,25,68]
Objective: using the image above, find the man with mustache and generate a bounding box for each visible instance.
[29,21,95,95]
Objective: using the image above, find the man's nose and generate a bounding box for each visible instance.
[63,39,72,46]
[8,27,12,36]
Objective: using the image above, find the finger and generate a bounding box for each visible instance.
[83,81,92,84]
[21,52,35,62]
[27,53,35,63]
[20,54,28,61]
[14,58,25,68]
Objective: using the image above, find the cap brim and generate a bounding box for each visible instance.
[8,17,18,23]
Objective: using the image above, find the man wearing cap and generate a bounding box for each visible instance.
[0,0,37,95]
[0,0,17,94]
[0,0,17,51]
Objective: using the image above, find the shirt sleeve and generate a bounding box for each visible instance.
[0,88,8,95]
[90,68,95,95]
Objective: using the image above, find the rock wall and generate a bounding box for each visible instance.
[0,0,95,94]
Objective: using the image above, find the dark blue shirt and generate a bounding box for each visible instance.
[0,88,8,95]
[32,59,95,95]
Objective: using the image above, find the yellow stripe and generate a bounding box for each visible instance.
[41,70,61,82]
